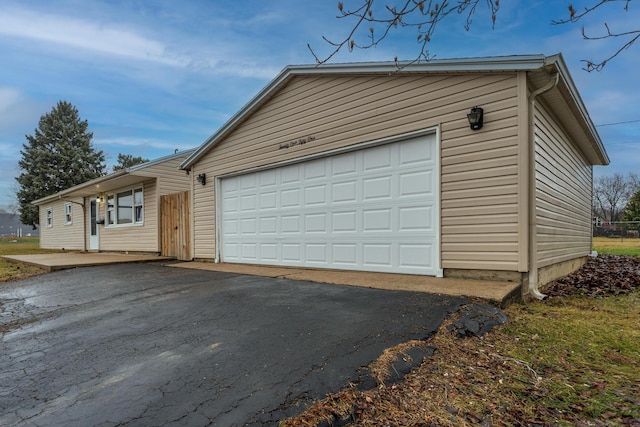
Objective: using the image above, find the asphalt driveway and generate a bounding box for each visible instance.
[1,263,468,426]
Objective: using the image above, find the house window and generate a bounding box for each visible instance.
[46,207,53,227]
[134,188,143,222]
[107,194,115,225]
[106,187,143,226]
[65,203,72,225]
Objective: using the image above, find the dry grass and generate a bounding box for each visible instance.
[593,237,640,256]
[0,236,64,283]
[281,291,640,426]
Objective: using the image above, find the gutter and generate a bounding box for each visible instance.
[527,72,560,300]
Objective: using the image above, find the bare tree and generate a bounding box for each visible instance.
[310,0,637,71]
[593,173,640,222]
[551,0,639,71]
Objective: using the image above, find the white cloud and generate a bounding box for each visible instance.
[94,137,193,151]
[0,6,189,67]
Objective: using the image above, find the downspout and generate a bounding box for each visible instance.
[527,72,559,300]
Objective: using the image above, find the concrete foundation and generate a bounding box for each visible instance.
[537,256,588,292]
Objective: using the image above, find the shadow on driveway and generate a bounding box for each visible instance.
[0,263,467,426]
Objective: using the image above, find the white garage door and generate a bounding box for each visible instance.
[219,134,439,275]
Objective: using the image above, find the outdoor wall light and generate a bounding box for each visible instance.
[197,173,207,186]
[95,195,103,203]
[467,106,484,130]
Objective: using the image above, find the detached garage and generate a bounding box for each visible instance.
[181,54,609,298]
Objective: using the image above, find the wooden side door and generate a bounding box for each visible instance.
[160,191,191,261]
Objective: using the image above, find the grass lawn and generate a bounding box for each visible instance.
[593,236,640,256]
[283,291,640,426]
[0,236,65,283]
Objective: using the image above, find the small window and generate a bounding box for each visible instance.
[65,203,72,225]
[46,207,53,227]
[107,194,115,225]
[134,188,143,223]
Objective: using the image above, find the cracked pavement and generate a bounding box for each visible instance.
[1,263,467,426]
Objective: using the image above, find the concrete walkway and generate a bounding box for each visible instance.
[3,253,521,305]
[2,252,171,272]
[170,262,522,306]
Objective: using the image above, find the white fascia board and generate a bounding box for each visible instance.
[289,54,547,74]
[545,54,609,165]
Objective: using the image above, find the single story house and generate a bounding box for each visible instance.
[180,53,609,298]
[34,149,194,260]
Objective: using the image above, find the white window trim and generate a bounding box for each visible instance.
[64,203,73,225]
[105,185,144,227]
[45,207,53,228]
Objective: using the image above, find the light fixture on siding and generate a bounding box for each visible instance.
[197,173,207,186]
[467,106,484,130]
[95,195,102,203]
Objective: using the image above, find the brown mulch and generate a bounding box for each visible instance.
[545,255,640,298]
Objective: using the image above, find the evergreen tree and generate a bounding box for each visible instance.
[624,190,640,231]
[16,101,106,229]
[113,153,149,171]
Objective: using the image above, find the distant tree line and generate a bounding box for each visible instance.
[593,172,640,234]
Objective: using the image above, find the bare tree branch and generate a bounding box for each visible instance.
[552,0,637,72]
[308,0,499,66]
[310,0,637,72]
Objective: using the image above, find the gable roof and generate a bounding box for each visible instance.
[32,149,195,205]
[181,53,608,169]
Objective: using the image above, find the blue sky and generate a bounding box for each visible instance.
[1,0,638,209]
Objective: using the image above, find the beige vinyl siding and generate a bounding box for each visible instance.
[130,155,190,195]
[192,73,521,268]
[39,198,84,250]
[98,179,159,252]
[534,102,592,268]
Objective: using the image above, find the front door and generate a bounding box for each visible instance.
[89,197,99,250]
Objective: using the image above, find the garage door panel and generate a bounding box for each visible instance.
[306,243,328,263]
[259,217,277,234]
[363,208,392,232]
[331,180,357,203]
[332,211,357,232]
[399,243,434,268]
[281,215,300,233]
[260,243,278,260]
[333,153,357,176]
[281,165,301,184]
[400,170,434,197]
[363,176,392,200]
[305,184,327,205]
[333,244,357,265]
[364,145,393,171]
[260,170,277,187]
[363,244,393,267]
[259,192,276,209]
[399,206,434,231]
[305,160,327,180]
[220,134,438,275]
[401,137,436,165]
[282,244,301,262]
